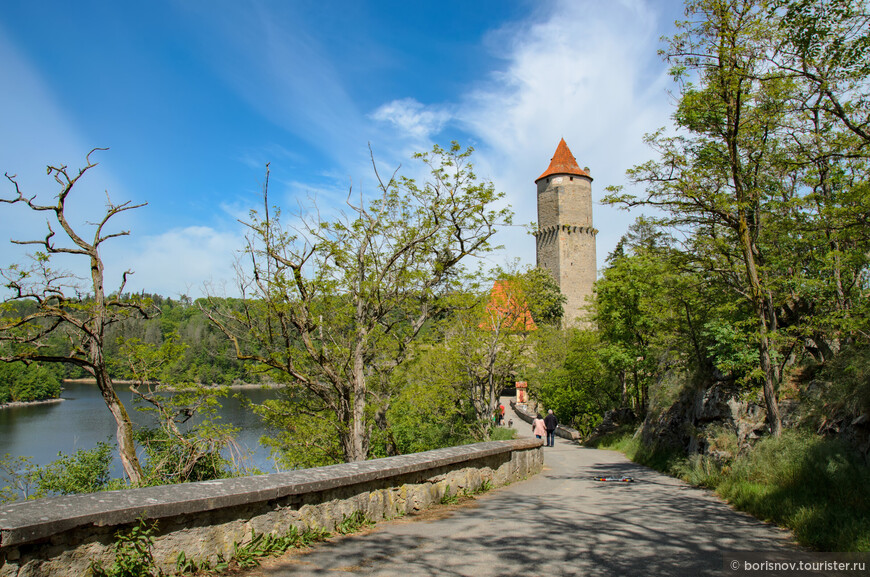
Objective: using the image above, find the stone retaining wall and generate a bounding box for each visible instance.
[0,439,542,576]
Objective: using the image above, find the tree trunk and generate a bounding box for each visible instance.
[349,340,368,462]
[89,252,144,484]
[721,38,783,436]
[632,369,641,414]
[737,216,783,436]
[94,362,143,484]
[756,320,783,437]
[619,370,628,407]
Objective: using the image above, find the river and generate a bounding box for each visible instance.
[0,381,283,479]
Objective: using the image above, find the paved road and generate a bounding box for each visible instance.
[245,400,800,577]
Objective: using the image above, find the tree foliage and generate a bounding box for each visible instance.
[207,143,512,463]
[533,329,619,436]
[592,0,870,440]
[0,360,61,403]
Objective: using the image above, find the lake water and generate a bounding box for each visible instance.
[0,382,283,479]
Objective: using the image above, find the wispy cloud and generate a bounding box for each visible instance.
[178,3,369,167]
[370,98,452,141]
[102,226,246,298]
[0,22,117,249]
[0,24,143,293]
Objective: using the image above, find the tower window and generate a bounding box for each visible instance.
[569,176,574,181]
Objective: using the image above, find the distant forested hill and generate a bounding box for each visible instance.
[1,295,265,391]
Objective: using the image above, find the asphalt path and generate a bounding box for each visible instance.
[244,400,802,577]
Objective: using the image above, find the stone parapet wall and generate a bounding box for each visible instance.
[511,401,581,441]
[0,439,542,577]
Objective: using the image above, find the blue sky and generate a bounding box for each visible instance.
[1,0,684,298]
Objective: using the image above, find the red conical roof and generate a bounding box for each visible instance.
[479,280,537,332]
[535,138,590,182]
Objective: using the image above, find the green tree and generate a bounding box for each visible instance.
[0,360,61,403]
[118,334,241,484]
[604,0,870,437]
[768,0,870,355]
[593,219,694,415]
[605,0,792,435]
[387,342,475,454]
[207,143,511,463]
[511,266,566,327]
[436,282,536,438]
[534,330,619,436]
[386,279,537,445]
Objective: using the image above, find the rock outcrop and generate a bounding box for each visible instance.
[639,380,798,460]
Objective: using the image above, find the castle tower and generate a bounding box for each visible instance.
[534,138,597,327]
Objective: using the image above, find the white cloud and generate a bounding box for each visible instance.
[371,98,452,141]
[101,226,246,298]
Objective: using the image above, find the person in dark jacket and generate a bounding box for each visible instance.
[543,409,558,447]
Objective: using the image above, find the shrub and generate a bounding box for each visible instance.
[33,442,113,497]
[90,518,161,577]
[489,427,517,441]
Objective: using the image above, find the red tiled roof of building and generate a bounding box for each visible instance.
[480,280,537,332]
[535,138,590,182]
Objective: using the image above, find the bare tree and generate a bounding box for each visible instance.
[0,149,150,484]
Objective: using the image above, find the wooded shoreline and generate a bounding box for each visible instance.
[0,380,284,409]
[0,398,64,410]
[60,378,284,390]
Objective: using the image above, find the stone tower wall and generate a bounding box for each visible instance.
[535,174,597,327]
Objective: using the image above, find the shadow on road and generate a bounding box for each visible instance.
[250,445,798,577]
[246,401,800,576]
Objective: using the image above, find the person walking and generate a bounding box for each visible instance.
[532,413,546,441]
[544,409,558,447]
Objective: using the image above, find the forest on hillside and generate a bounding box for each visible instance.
[0,295,258,398]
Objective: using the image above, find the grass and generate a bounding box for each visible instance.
[175,525,333,574]
[588,427,870,552]
[587,425,682,473]
[335,511,375,535]
[489,427,518,441]
[440,485,461,505]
